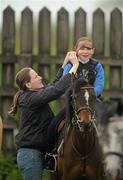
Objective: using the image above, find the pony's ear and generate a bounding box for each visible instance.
[71,73,76,82]
[71,73,76,86]
[71,73,76,95]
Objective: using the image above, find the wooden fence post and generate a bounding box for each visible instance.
[1,6,16,153]
[74,8,86,44]
[0,116,3,151]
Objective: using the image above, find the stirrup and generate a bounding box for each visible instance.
[44,153,58,172]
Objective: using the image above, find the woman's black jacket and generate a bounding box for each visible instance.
[15,68,71,152]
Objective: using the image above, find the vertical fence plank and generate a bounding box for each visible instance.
[92,8,105,58]
[56,8,69,111]
[20,7,33,54]
[38,8,51,82]
[1,6,15,119]
[19,7,33,69]
[109,8,122,106]
[74,8,86,44]
[110,8,122,90]
[38,7,51,56]
[38,61,51,82]
[2,6,15,54]
[1,6,16,152]
[57,8,69,56]
[110,67,121,88]
[2,64,14,88]
[0,116,3,151]
[3,125,15,152]
[110,8,122,58]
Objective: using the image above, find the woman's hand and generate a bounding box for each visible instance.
[62,51,77,68]
[69,53,79,74]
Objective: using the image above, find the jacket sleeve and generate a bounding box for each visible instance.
[94,63,104,97]
[51,67,64,83]
[63,63,72,75]
[28,74,71,106]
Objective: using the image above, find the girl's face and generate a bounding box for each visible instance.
[26,69,44,90]
[76,40,95,61]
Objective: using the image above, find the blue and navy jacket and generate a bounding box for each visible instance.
[63,58,104,97]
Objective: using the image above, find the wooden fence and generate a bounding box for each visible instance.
[0,6,123,152]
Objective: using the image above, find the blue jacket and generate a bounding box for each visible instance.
[63,60,104,97]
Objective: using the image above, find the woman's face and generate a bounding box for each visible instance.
[76,40,95,61]
[26,69,44,90]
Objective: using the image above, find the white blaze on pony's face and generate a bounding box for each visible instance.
[84,90,89,105]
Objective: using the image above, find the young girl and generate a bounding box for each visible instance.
[63,37,104,98]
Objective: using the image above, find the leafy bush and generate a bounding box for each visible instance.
[0,153,22,180]
[0,153,50,180]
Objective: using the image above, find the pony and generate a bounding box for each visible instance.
[50,76,106,180]
[99,116,123,180]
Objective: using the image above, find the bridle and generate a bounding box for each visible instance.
[71,86,96,132]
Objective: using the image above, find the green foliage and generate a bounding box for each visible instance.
[0,153,51,180]
[42,170,50,180]
[0,153,22,180]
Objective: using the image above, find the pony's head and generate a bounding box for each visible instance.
[65,75,96,132]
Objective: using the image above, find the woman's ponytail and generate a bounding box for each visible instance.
[8,90,22,117]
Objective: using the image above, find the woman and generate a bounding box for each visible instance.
[8,57,79,180]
